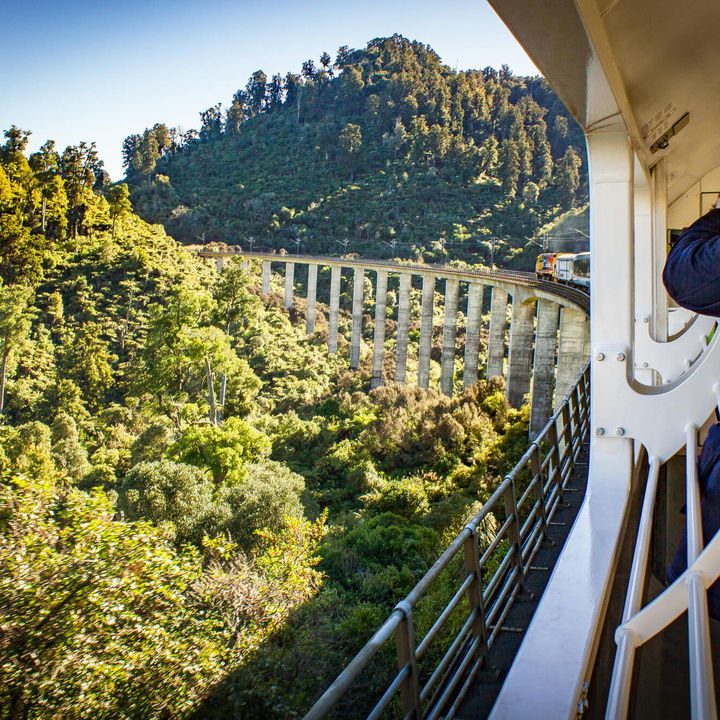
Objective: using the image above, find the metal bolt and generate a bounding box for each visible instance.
[616,427,625,436]
[642,361,648,368]
[596,427,605,436]
[643,316,649,323]
[595,352,605,361]
[616,352,626,361]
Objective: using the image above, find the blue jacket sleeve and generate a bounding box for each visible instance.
[662,208,720,316]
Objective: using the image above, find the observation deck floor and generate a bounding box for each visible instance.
[457,440,590,719]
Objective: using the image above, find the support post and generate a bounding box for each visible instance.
[371,270,388,388]
[417,275,435,390]
[262,260,271,295]
[328,264,341,354]
[350,267,364,370]
[306,263,318,334]
[284,262,294,308]
[394,273,412,384]
[530,300,560,437]
[555,307,586,408]
[216,256,224,273]
[463,282,484,387]
[506,295,535,409]
[440,278,459,397]
[486,287,508,380]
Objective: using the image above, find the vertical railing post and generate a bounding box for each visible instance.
[503,479,525,593]
[570,387,582,461]
[529,443,548,539]
[546,419,564,507]
[560,402,572,484]
[463,528,489,659]
[394,601,422,720]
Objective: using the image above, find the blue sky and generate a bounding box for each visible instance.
[1,0,538,179]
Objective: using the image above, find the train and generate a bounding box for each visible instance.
[535,251,590,289]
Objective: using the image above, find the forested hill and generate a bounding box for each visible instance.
[123,35,588,266]
[1,123,535,718]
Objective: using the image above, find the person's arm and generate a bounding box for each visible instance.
[662,197,720,316]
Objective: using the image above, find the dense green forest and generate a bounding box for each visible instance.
[0,34,589,720]
[123,35,588,266]
[1,119,534,719]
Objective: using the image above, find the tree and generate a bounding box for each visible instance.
[498,139,520,197]
[320,51,333,77]
[0,472,227,719]
[335,45,352,69]
[107,182,132,237]
[1,125,31,155]
[556,146,582,208]
[60,141,103,238]
[338,123,363,179]
[522,181,540,205]
[301,59,316,82]
[122,134,140,169]
[169,415,271,484]
[200,104,223,141]
[119,459,217,544]
[0,283,33,414]
[246,70,267,116]
[268,74,284,109]
[142,284,260,428]
[213,258,263,334]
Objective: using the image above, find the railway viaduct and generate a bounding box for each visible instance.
[198,250,590,436]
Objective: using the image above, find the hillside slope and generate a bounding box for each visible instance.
[124,35,588,267]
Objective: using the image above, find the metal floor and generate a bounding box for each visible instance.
[456,441,591,719]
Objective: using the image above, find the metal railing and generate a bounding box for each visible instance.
[606,417,720,720]
[304,363,591,720]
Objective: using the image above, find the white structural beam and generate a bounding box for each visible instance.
[350,267,364,370]
[440,278,459,396]
[306,263,318,334]
[417,275,435,390]
[394,273,412,384]
[463,282,484,387]
[371,270,388,389]
[328,264,341,354]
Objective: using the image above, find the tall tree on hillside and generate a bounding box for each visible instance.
[335,45,351,69]
[320,51,333,78]
[268,74,284,109]
[199,104,223,141]
[0,283,33,415]
[60,142,102,239]
[556,146,582,208]
[108,183,132,238]
[338,123,363,179]
[301,59,316,82]
[29,140,67,234]
[246,71,267,116]
[283,73,299,107]
[1,125,31,156]
[122,134,140,169]
[226,90,246,134]
[498,139,520,197]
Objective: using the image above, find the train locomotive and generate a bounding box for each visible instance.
[535,251,590,289]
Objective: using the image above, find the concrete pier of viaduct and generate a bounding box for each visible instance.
[201,250,590,437]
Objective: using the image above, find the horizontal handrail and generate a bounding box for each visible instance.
[303,362,591,720]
